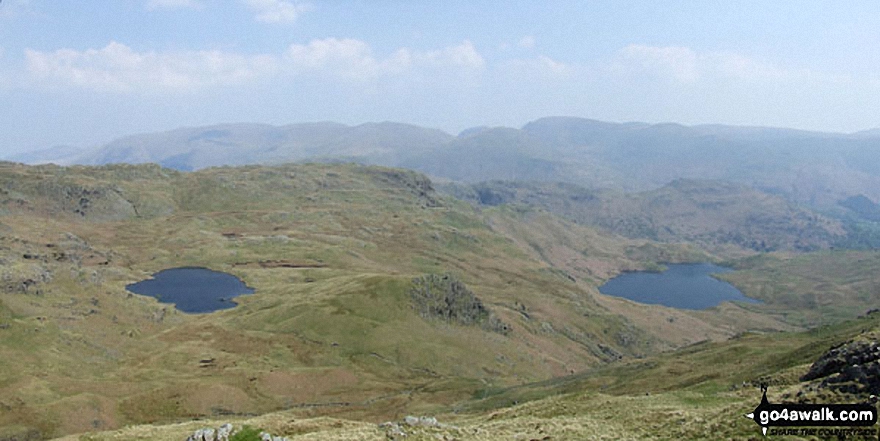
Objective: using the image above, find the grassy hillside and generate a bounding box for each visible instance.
[719,251,880,327]
[2,161,878,439]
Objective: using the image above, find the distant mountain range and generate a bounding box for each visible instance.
[6,117,880,210]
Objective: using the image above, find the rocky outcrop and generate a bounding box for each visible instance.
[0,168,138,221]
[379,415,452,440]
[801,335,880,396]
[409,273,510,334]
[185,424,290,441]
[258,434,289,441]
[375,169,442,208]
[1,265,52,295]
[0,428,41,441]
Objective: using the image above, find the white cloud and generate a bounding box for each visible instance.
[243,0,311,24]
[286,38,384,78]
[25,42,277,93]
[284,38,485,80]
[146,0,202,10]
[518,36,536,49]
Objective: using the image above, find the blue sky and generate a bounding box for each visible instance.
[1,0,879,154]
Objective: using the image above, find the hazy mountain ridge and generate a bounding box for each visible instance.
[9,117,880,211]
[45,122,452,171]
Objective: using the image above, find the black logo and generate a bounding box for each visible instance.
[745,384,878,436]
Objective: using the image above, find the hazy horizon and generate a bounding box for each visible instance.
[2,1,880,155]
[6,115,879,160]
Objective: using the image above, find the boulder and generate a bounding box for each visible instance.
[217,424,233,441]
[801,338,880,396]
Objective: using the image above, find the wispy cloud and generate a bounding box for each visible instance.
[0,0,35,18]
[0,46,8,90]
[518,36,536,50]
[25,42,277,93]
[284,38,485,80]
[505,55,571,80]
[614,44,794,83]
[146,0,203,11]
[617,45,700,82]
[21,39,487,92]
[243,0,311,24]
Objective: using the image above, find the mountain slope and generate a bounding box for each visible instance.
[445,179,845,252]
